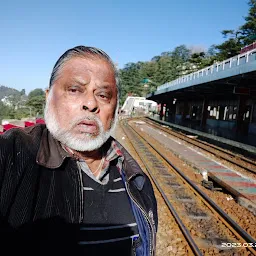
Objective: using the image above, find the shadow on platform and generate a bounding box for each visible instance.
[176,120,256,147]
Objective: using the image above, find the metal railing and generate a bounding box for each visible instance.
[156,48,256,91]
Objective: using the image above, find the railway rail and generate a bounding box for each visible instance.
[120,118,256,256]
[145,117,256,176]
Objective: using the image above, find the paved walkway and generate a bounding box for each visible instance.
[136,121,256,209]
[149,117,256,154]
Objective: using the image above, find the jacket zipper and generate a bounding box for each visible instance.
[148,209,156,255]
[125,178,155,256]
[132,236,142,256]
[132,239,136,256]
[77,162,84,223]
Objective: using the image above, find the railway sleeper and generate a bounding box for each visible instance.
[187,212,211,220]
[161,173,174,178]
[167,182,182,188]
[175,195,195,203]
[194,237,235,250]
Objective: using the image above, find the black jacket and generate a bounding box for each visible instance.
[0,124,157,255]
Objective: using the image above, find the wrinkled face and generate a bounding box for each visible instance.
[44,56,118,151]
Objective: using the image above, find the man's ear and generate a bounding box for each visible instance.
[45,89,49,100]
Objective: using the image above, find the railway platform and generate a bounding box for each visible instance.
[139,118,256,214]
[172,118,256,147]
[149,117,256,155]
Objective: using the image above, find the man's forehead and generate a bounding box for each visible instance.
[73,76,89,85]
[63,56,114,73]
[56,57,116,87]
[60,57,114,81]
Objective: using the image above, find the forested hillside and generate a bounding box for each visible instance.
[0,85,21,100]
[0,87,45,120]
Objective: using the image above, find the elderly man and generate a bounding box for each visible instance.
[0,46,157,256]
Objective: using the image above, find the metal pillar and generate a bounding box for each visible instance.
[160,103,164,120]
[182,101,189,121]
[200,98,209,127]
[168,101,176,122]
[236,95,249,134]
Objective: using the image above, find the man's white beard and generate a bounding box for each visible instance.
[44,97,118,152]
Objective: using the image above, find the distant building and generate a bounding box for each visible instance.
[1,94,28,109]
[1,96,13,107]
[121,96,157,116]
[178,62,198,76]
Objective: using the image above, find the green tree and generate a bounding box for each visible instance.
[214,30,242,60]
[207,45,218,56]
[239,0,256,46]
[189,52,206,70]
[28,88,45,98]
[155,56,180,84]
[13,108,30,119]
[188,51,216,70]
[0,101,13,120]
[171,45,190,62]
[214,1,256,60]
[20,89,26,95]
[26,88,45,116]
[119,45,193,101]
[119,62,144,104]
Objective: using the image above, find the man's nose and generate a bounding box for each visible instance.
[82,93,99,113]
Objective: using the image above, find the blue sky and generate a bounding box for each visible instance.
[0,0,249,93]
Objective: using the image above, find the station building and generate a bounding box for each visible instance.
[147,48,256,144]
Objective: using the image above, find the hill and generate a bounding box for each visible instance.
[0,85,21,100]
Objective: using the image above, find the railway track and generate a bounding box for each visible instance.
[120,118,256,256]
[145,117,256,176]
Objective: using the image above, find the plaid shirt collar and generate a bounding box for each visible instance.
[99,139,124,180]
[104,139,124,167]
[61,138,124,181]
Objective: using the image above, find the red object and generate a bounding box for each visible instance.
[240,41,256,54]
[3,124,20,131]
[233,87,250,95]
[36,118,45,124]
[25,121,35,127]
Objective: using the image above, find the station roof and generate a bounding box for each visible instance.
[147,49,256,102]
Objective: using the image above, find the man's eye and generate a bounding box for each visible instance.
[98,94,110,101]
[68,87,80,93]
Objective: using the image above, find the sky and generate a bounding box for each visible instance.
[0,0,249,94]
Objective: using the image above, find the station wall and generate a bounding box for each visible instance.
[163,98,256,135]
